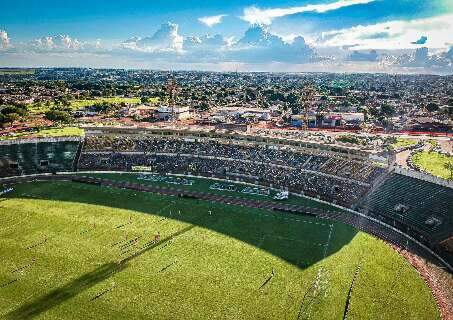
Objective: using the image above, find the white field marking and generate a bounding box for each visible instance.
[238,211,329,227]
[323,224,334,259]
[264,234,326,247]
[33,172,453,271]
[70,183,332,256]
[218,205,327,225]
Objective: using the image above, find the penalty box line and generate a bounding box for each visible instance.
[263,234,328,248]
[323,224,334,259]
[227,209,330,228]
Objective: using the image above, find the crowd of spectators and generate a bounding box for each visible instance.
[79,135,386,206]
[83,136,383,183]
[78,153,368,206]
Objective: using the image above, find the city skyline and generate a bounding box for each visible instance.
[1,0,453,73]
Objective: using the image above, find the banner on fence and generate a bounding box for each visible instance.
[131,166,153,172]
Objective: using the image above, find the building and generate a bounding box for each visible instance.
[127,105,158,119]
[156,106,192,121]
[321,113,364,128]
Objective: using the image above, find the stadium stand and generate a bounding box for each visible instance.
[81,135,383,183]
[78,131,386,207]
[78,153,370,206]
[0,138,81,177]
[360,173,453,245]
[1,127,451,271]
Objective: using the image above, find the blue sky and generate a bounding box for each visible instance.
[1,0,453,72]
[1,0,450,40]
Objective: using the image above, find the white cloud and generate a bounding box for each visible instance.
[1,34,106,55]
[230,25,315,63]
[184,34,227,49]
[118,24,315,65]
[32,35,83,51]
[121,22,183,53]
[393,47,453,70]
[347,49,378,61]
[2,17,452,74]
[241,0,375,25]
[319,14,453,50]
[198,14,227,27]
[0,30,10,49]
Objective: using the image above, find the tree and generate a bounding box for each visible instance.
[444,161,453,180]
[368,106,379,118]
[195,101,210,112]
[1,105,28,117]
[92,102,110,113]
[425,102,439,113]
[0,113,5,128]
[380,104,395,118]
[0,104,29,127]
[140,96,151,104]
[44,109,72,123]
[0,112,18,127]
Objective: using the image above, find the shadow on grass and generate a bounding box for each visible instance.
[5,263,124,320]
[7,181,359,265]
[4,180,358,318]
[5,225,195,320]
[7,180,359,268]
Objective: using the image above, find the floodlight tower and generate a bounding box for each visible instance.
[256,89,263,108]
[166,78,179,121]
[300,84,316,131]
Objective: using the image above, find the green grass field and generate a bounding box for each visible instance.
[391,138,418,149]
[0,178,439,319]
[0,127,84,141]
[29,97,155,114]
[412,151,453,180]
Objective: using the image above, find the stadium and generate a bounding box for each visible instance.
[1,127,452,319]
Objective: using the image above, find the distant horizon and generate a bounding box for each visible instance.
[1,66,451,77]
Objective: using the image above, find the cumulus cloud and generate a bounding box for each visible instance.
[394,47,453,69]
[181,34,229,62]
[0,30,10,49]
[237,24,286,47]
[118,23,315,64]
[121,22,183,53]
[319,14,453,50]
[198,14,227,27]
[184,34,227,50]
[230,25,315,63]
[2,18,451,73]
[241,0,375,25]
[347,49,378,61]
[31,35,83,51]
[411,35,428,45]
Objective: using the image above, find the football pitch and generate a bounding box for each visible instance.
[0,178,439,319]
